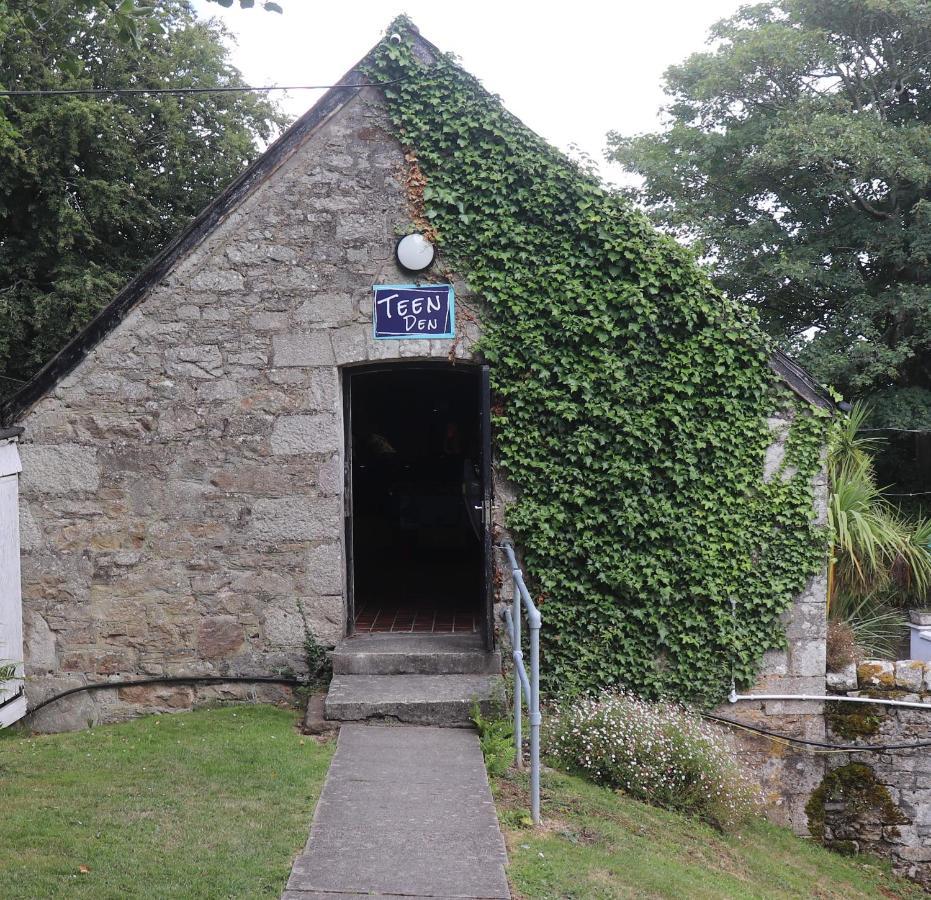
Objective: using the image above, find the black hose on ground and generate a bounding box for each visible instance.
[23,674,302,717]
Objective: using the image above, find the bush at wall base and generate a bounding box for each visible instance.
[544,691,759,832]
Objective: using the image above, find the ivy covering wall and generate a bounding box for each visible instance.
[369,22,829,705]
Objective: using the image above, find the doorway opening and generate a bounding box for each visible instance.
[344,364,489,638]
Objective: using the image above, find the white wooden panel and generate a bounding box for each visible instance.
[0,442,21,478]
[0,693,26,728]
[0,446,25,726]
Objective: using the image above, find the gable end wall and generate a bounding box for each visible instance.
[12,80,827,820]
[16,87,479,731]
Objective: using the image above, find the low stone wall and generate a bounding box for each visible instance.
[811,659,931,887]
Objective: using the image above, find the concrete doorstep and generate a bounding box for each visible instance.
[282,724,511,900]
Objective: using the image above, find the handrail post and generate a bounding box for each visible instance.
[512,569,523,769]
[497,541,542,825]
[528,614,541,824]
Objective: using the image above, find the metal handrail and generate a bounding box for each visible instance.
[497,541,542,825]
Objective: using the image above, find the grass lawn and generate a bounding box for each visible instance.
[493,767,922,899]
[0,705,334,899]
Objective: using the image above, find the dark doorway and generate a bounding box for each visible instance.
[344,364,491,642]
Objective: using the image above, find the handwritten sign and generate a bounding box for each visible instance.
[372,284,455,339]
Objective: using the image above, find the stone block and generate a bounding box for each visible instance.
[752,674,826,696]
[301,692,338,734]
[923,663,931,693]
[859,660,896,688]
[164,344,223,378]
[294,293,355,326]
[273,331,334,366]
[18,503,43,551]
[299,594,345,645]
[248,496,340,542]
[757,648,788,677]
[189,268,243,292]
[228,348,268,366]
[306,368,340,413]
[197,616,245,659]
[905,791,931,825]
[23,610,57,672]
[21,444,99,494]
[763,439,786,482]
[262,604,305,649]
[265,244,297,262]
[117,684,194,708]
[330,325,369,365]
[306,541,344,594]
[826,663,858,692]
[788,639,826,677]
[271,415,340,455]
[763,697,824,715]
[896,660,925,692]
[316,453,342,495]
[250,311,288,331]
[26,679,98,733]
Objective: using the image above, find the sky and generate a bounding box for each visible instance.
[192,0,744,186]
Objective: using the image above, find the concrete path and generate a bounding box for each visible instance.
[283,724,511,900]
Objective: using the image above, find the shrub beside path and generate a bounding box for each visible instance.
[282,724,510,899]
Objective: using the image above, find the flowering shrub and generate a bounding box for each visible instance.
[545,692,759,831]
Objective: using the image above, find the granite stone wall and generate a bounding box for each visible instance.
[11,82,830,740]
[812,659,931,887]
[715,401,830,834]
[16,86,479,731]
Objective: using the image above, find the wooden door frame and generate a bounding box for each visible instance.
[340,360,492,642]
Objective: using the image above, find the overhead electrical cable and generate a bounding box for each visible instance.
[0,66,455,98]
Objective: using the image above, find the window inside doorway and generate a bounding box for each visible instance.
[347,366,483,634]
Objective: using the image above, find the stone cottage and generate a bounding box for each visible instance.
[0,22,834,831]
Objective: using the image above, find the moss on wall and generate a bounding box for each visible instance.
[807,763,906,847]
[825,701,884,740]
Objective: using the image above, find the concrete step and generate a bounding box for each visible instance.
[325,673,505,726]
[332,633,501,675]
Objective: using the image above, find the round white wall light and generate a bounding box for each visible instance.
[395,233,436,273]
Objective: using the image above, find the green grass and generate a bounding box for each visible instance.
[0,705,334,899]
[493,767,921,899]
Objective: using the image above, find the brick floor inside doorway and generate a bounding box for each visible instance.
[353,603,477,634]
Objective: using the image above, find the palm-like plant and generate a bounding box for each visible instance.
[827,403,931,617]
[829,465,931,600]
[829,592,906,660]
[828,403,883,481]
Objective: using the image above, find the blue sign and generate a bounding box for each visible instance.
[372,284,455,339]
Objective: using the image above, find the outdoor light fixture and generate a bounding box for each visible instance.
[395,232,436,273]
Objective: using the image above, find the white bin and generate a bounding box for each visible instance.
[908,625,931,662]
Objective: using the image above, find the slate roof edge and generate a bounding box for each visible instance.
[769,348,835,410]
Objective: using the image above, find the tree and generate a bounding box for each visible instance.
[7,1,284,50]
[609,0,931,423]
[0,1,286,391]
